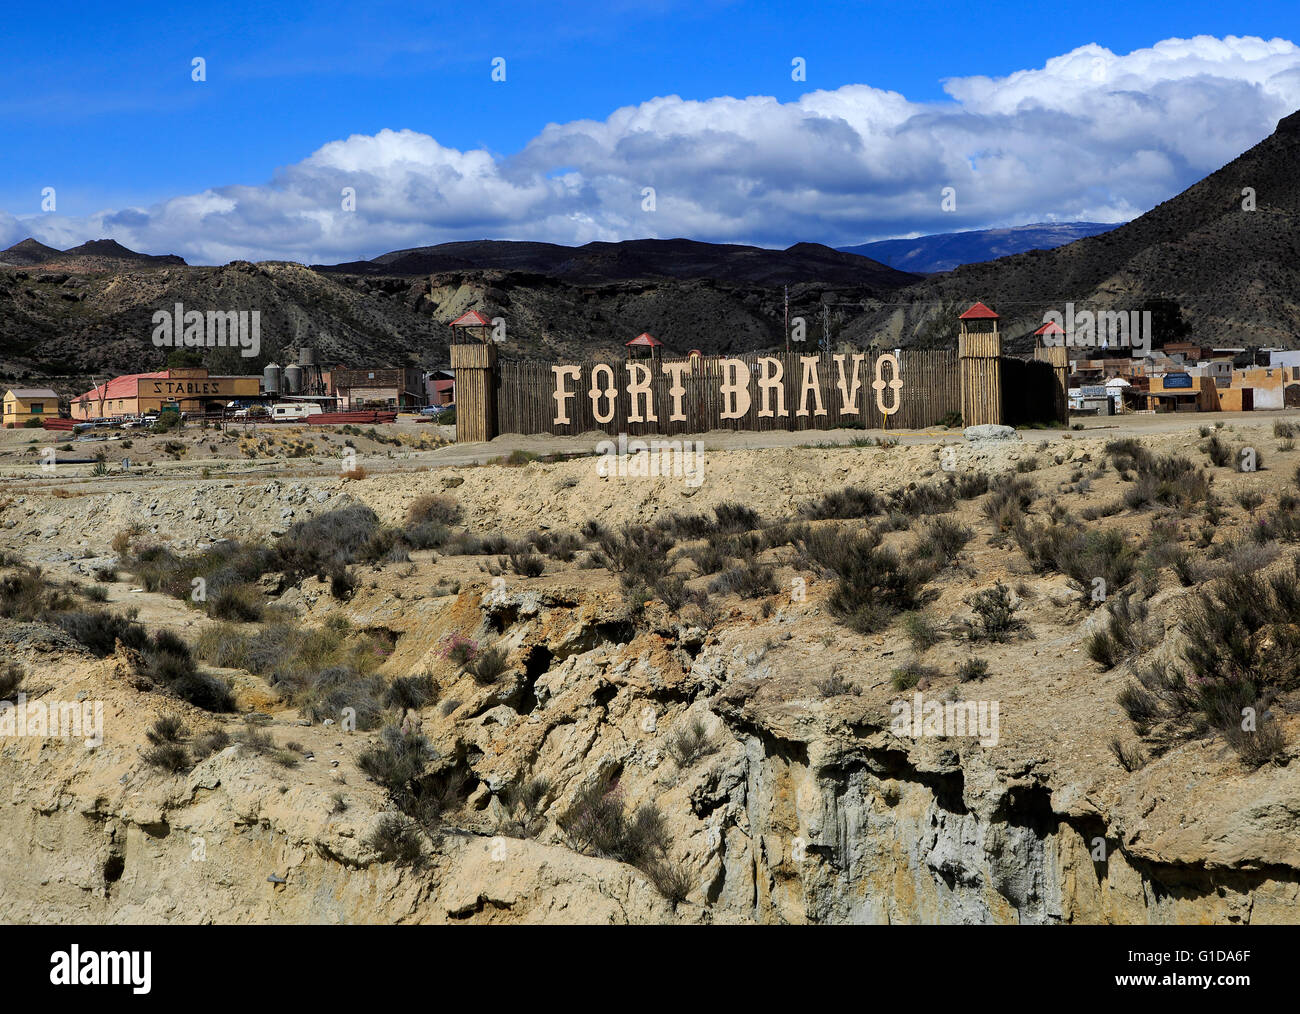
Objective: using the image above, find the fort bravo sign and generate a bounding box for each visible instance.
[549,353,904,426]
[448,303,1067,442]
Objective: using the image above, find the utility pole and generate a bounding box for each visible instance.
[821,304,829,354]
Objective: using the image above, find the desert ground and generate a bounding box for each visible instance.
[1,410,1298,923]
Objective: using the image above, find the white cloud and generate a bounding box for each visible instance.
[8,34,1300,265]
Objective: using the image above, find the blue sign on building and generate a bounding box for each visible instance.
[1164,372,1193,389]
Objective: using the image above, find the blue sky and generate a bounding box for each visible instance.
[3,1,1300,262]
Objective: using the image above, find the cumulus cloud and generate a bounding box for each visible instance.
[8,34,1300,265]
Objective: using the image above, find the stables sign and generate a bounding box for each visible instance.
[550,353,904,425]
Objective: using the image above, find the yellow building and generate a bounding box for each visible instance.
[1139,373,1220,412]
[3,388,60,427]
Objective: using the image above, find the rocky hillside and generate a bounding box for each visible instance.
[0,421,1297,923]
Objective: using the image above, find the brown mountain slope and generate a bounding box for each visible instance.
[320,237,916,289]
[847,109,1300,351]
[0,238,61,267]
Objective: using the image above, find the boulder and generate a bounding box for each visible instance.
[964,424,1018,441]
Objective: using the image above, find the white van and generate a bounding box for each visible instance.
[270,402,323,420]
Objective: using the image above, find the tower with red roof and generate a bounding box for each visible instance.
[958,301,1002,427]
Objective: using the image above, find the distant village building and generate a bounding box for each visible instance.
[3,388,59,427]
[332,368,426,411]
[425,370,455,407]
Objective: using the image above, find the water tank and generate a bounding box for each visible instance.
[284,364,303,394]
[298,347,317,367]
[263,362,281,396]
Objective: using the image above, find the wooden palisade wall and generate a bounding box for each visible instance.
[489,349,960,438]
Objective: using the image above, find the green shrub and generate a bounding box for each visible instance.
[901,612,941,652]
[468,645,510,685]
[983,474,1038,531]
[405,494,463,528]
[954,472,990,499]
[209,583,264,621]
[498,775,551,838]
[1108,737,1147,772]
[365,813,426,866]
[708,559,778,599]
[799,487,881,520]
[961,582,1028,642]
[384,674,438,710]
[665,717,716,768]
[559,772,671,873]
[146,715,188,745]
[891,660,941,690]
[192,728,231,760]
[889,483,956,517]
[507,552,546,578]
[823,531,934,634]
[0,663,24,700]
[1085,593,1154,670]
[913,516,972,566]
[142,743,190,772]
[54,610,149,656]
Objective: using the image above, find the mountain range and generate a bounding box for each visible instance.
[838,222,1120,274]
[318,237,914,288]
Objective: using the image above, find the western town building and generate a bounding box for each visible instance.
[3,388,60,427]
[331,368,426,411]
[71,368,263,420]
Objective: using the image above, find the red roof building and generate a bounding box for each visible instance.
[959,302,999,320]
[73,371,167,412]
[626,332,663,348]
[449,310,492,328]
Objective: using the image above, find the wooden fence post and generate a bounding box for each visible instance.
[958,303,1003,427]
[451,343,498,442]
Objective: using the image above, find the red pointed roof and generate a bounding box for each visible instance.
[626,332,663,348]
[449,310,492,327]
[1034,321,1065,335]
[959,301,999,320]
